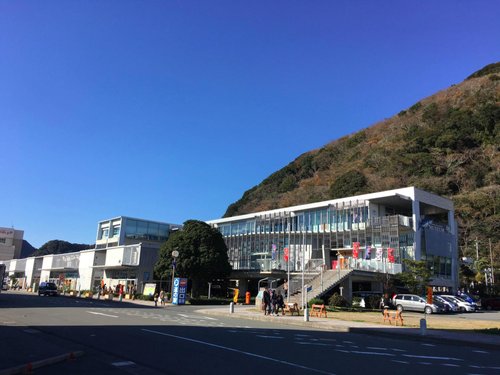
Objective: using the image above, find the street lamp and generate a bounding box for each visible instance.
[170,249,179,302]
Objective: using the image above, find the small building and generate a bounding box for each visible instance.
[0,227,24,260]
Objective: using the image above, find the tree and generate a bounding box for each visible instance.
[397,259,432,295]
[154,220,231,298]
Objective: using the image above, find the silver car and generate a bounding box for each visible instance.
[392,294,443,314]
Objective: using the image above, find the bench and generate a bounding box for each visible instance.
[284,302,300,316]
[383,309,404,326]
[311,304,327,318]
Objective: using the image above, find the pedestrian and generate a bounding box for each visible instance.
[275,292,285,316]
[159,290,165,306]
[271,289,277,315]
[263,288,271,315]
[154,292,159,307]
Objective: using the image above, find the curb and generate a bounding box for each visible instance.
[0,351,84,375]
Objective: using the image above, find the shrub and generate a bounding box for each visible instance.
[328,293,348,308]
[366,295,382,309]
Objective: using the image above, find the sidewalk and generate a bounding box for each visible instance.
[195,304,500,350]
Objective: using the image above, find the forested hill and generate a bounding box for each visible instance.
[224,62,499,260]
[31,240,94,256]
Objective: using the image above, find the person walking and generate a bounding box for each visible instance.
[159,290,165,306]
[263,288,271,315]
[275,292,285,316]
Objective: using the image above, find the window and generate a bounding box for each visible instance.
[112,226,120,237]
[101,228,109,239]
[0,238,5,244]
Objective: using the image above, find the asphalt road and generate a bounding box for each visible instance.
[1,291,499,375]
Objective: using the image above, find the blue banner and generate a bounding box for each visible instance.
[172,278,188,305]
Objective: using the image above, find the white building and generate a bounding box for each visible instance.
[1,217,180,294]
[207,187,459,299]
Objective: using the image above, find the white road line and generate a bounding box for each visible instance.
[441,363,460,367]
[351,351,395,357]
[421,343,436,347]
[142,329,335,375]
[472,350,489,354]
[404,354,463,361]
[112,361,135,367]
[367,347,388,350]
[392,360,409,364]
[178,314,217,320]
[87,311,119,318]
[256,335,284,339]
[296,342,332,346]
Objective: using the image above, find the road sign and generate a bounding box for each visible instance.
[284,247,289,256]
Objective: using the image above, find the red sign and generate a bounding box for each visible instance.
[388,248,395,263]
[284,247,289,256]
[352,242,360,259]
[284,254,289,262]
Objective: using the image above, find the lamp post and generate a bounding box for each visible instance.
[170,249,179,302]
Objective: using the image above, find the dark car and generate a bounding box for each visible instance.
[482,297,500,310]
[38,282,58,296]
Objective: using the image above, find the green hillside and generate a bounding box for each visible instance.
[224,63,499,264]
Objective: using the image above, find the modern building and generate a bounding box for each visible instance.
[1,187,459,302]
[0,217,180,294]
[0,227,24,260]
[207,187,459,300]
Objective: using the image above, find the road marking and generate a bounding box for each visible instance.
[367,347,388,350]
[178,314,217,320]
[351,351,395,357]
[472,350,489,354]
[403,354,463,361]
[392,360,409,364]
[112,361,135,367]
[421,343,436,347]
[256,335,284,339]
[441,363,460,367]
[23,329,41,334]
[87,311,119,318]
[142,329,336,375]
[296,342,332,346]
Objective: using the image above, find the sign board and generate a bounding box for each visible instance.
[172,277,188,305]
[143,283,156,297]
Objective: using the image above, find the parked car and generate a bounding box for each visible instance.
[441,295,475,312]
[392,294,443,314]
[38,282,58,296]
[481,297,500,310]
[458,292,479,310]
[432,296,451,313]
[434,295,459,313]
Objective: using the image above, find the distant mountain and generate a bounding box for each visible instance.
[31,240,94,257]
[224,62,499,261]
[20,240,37,258]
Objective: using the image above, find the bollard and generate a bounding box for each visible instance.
[420,318,427,335]
[229,302,234,314]
[304,306,309,322]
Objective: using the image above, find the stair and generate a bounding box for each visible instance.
[287,269,353,305]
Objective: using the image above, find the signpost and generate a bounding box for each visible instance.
[172,277,188,305]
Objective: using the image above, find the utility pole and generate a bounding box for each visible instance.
[490,239,495,285]
[475,237,479,260]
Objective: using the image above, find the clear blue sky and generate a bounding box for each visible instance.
[1,1,499,248]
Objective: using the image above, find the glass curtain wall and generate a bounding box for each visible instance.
[215,200,414,272]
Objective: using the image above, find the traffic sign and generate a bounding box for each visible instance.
[284,247,289,256]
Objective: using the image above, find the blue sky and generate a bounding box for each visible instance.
[1,1,499,248]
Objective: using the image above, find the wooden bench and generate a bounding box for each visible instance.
[311,304,327,318]
[383,309,404,326]
[284,302,300,316]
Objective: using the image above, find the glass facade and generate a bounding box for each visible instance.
[124,218,169,242]
[213,200,414,272]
